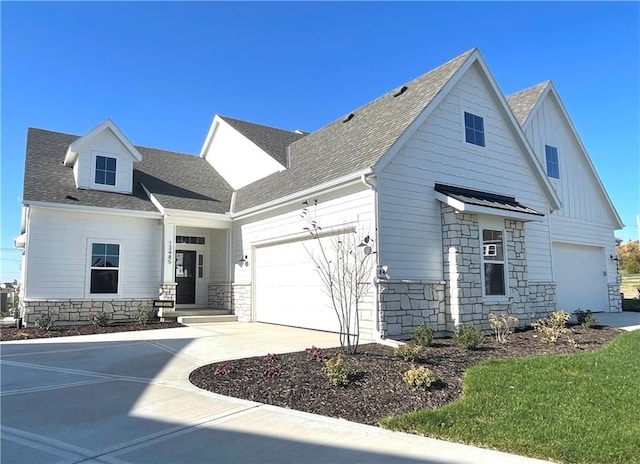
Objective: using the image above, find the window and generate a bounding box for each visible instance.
[545,145,559,178]
[95,155,117,186]
[176,235,205,245]
[90,243,119,294]
[464,112,485,147]
[198,254,204,278]
[482,229,505,296]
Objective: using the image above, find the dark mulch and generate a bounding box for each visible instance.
[0,321,185,341]
[190,325,623,426]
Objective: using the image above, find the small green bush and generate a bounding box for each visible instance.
[89,311,110,327]
[412,324,435,347]
[324,353,350,387]
[135,307,152,325]
[403,365,437,391]
[394,344,422,362]
[574,309,597,329]
[455,324,484,350]
[622,298,640,312]
[488,313,518,344]
[35,312,55,331]
[532,311,570,343]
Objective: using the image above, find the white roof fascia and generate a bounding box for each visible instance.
[162,209,232,229]
[24,201,163,219]
[434,192,544,223]
[199,115,223,159]
[64,118,144,166]
[374,49,478,174]
[522,83,624,230]
[140,183,166,215]
[232,168,373,220]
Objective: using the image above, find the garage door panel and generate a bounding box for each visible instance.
[255,238,339,332]
[553,243,608,312]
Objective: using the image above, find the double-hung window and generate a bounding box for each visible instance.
[482,229,506,296]
[90,243,120,294]
[95,155,117,186]
[545,145,559,179]
[464,112,485,147]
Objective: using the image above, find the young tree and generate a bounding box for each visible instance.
[301,200,375,354]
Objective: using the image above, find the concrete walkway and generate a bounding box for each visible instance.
[2,322,555,464]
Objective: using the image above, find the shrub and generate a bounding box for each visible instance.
[625,260,640,275]
[263,366,283,378]
[455,324,484,350]
[622,298,640,311]
[532,311,570,343]
[135,307,152,325]
[305,346,324,362]
[324,353,350,387]
[89,311,110,327]
[403,365,437,391]
[488,313,518,344]
[35,312,55,331]
[574,309,597,329]
[393,344,422,362]
[412,324,435,347]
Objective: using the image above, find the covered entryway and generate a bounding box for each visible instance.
[254,238,340,332]
[553,242,608,312]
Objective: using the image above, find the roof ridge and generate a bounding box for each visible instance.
[219,115,302,135]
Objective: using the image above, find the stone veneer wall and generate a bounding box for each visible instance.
[608,283,622,312]
[22,299,154,325]
[232,283,252,322]
[208,283,232,310]
[159,282,177,302]
[527,283,556,324]
[377,280,447,338]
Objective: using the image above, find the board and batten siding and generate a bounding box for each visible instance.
[25,207,162,299]
[73,129,135,194]
[232,184,375,284]
[523,95,619,284]
[377,62,553,281]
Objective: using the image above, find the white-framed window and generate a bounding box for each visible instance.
[90,242,120,294]
[464,111,485,147]
[481,229,506,296]
[545,145,559,179]
[95,155,117,186]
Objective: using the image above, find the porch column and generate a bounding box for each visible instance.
[160,221,177,303]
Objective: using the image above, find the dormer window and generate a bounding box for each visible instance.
[95,155,117,186]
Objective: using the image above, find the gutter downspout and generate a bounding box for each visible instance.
[360,173,382,340]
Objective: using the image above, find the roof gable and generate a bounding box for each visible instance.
[63,119,143,166]
[505,81,550,126]
[509,82,624,229]
[234,48,477,212]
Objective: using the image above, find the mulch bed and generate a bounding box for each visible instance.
[0,321,184,341]
[190,325,623,426]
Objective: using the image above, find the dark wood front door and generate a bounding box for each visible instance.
[176,250,196,304]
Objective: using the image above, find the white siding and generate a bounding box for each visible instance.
[203,119,286,190]
[524,95,614,225]
[25,207,161,299]
[209,229,229,283]
[73,129,135,194]
[377,63,553,281]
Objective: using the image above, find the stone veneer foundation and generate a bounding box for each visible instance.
[608,283,622,312]
[232,283,252,322]
[22,299,154,325]
[208,283,232,310]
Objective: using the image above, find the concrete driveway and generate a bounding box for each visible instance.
[1,322,550,464]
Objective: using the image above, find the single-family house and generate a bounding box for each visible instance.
[15,48,623,338]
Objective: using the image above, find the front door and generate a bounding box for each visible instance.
[175,250,196,304]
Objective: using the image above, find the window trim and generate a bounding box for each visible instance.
[87,240,121,297]
[545,145,560,179]
[91,151,120,191]
[463,111,486,148]
[480,226,508,300]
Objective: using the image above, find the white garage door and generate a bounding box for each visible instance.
[254,238,340,332]
[553,242,608,312]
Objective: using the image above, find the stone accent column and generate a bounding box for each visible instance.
[608,283,622,312]
[232,283,252,322]
[159,283,177,303]
[208,283,232,310]
[504,219,529,317]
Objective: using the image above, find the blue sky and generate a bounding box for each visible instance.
[1,1,638,282]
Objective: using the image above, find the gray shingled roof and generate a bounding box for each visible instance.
[220,116,307,167]
[234,49,476,212]
[506,81,550,126]
[24,128,233,214]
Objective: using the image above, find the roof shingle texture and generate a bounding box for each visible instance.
[24,128,233,214]
[506,81,550,126]
[220,116,307,167]
[234,49,475,212]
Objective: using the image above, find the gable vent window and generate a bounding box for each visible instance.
[95,155,117,186]
[464,112,485,147]
[545,145,560,179]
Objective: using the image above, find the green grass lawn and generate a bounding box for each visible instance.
[381,331,640,464]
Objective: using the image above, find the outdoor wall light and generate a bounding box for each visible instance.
[610,255,619,262]
[238,255,249,267]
